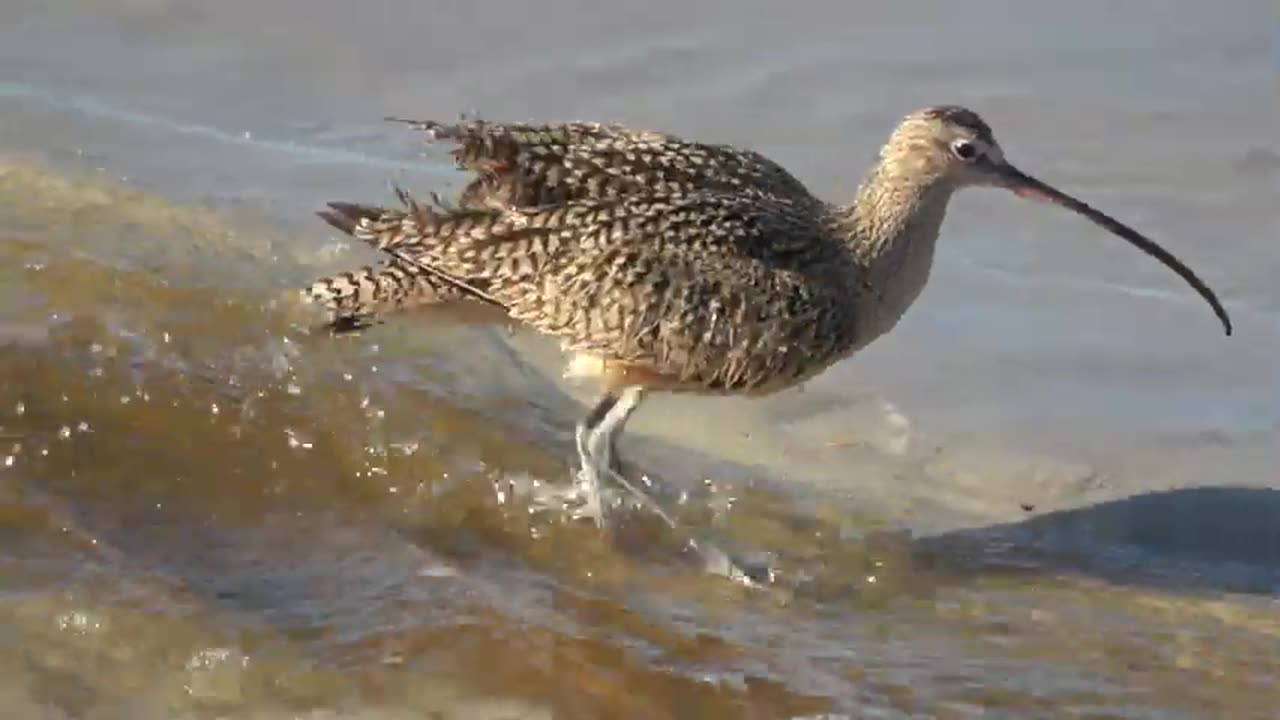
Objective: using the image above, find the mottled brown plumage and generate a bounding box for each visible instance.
[388,116,818,210]
[303,106,1230,583]
[304,259,466,323]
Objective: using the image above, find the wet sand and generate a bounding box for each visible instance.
[1,1,1278,717]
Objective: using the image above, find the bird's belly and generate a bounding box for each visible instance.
[562,336,854,397]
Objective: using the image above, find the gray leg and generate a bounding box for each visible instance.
[592,386,643,478]
[575,387,673,527]
[575,386,772,586]
[585,386,682,528]
[573,392,620,526]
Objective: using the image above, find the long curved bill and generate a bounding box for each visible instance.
[989,163,1232,336]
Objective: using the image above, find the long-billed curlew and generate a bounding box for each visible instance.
[303,106,1231,581]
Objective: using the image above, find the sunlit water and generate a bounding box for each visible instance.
[1,1,1277,717]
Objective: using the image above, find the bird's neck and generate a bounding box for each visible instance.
[830,160,956,341]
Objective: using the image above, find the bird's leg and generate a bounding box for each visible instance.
[576,386,771,586]
[574,387,672,526]
[573,392,620,526]
[588,387,642,481]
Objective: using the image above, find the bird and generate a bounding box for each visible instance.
[301,106,1232,582]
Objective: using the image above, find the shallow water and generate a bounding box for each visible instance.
[1,1,1277,717]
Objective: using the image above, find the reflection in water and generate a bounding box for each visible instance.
[0,157,1275,717]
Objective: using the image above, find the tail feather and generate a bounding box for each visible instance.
[317,198,418,252]
[317,201,384,236]
[317,188,511,254]
[309,189,509,322]
[303,260,470,323]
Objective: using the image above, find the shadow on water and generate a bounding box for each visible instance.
[917,487,1280,597]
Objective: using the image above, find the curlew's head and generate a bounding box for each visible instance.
[882,106,1004,183]
[881,105,1232,335]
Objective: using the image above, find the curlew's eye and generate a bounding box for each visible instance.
[950,139,979,162]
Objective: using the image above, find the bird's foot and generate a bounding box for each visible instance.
[592,461,774,587]
[499,476,580,516]
[572,422,609,526]
[684,534,776,587]
[572,388,774,587]
[571,461,614,526]
[504,425,618,524]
